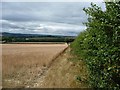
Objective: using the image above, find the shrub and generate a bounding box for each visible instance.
[71,1,120,89]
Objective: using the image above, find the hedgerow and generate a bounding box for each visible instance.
[71,1,120,89]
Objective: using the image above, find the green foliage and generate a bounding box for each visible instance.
[2,36,75,43]
[76,75,82,82]
[71,2,120,89]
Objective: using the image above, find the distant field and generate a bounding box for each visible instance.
[2,44,68,87]
[5,42,66,44]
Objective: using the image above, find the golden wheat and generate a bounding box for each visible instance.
[2,44,68,87]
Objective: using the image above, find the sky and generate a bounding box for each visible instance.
[1,2,105,36]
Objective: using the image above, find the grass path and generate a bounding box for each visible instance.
[33,47,89,88]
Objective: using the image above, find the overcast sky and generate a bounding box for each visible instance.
[1,2,105,36]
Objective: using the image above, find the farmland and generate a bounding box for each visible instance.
[2,44,68,88]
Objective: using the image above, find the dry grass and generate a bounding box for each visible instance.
[34,48,89,88]
[2,44,68,88]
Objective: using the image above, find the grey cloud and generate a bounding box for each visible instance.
[1,2,105,36]
[1,20,85,36]
[2,2,91,23]
[1,20,26,30]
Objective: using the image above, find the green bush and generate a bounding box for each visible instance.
[71,1,120,89]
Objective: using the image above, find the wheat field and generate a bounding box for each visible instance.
[2,44,68,88]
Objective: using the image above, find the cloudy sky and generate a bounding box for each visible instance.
[1,2,105,36]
